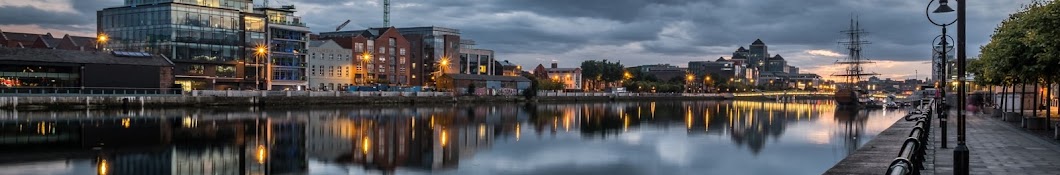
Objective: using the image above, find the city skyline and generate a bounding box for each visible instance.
[0,0,1035,81]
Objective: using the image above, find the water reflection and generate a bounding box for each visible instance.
[0,100,903,175]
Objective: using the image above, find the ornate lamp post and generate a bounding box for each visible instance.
[928,0,969,174]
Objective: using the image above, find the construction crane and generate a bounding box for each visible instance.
[336,20,351,31]
[383,0,390,27]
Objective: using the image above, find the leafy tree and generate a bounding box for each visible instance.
[580,59,625,91]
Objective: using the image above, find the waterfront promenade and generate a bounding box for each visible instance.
[827,108,1060,174]
[824,111,919,174]
[925,111,1060,175]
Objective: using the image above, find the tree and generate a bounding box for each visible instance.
[580,59,625,91]
[977,1,1060,126]
[538,78,565,91]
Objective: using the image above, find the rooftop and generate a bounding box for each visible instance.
[0,47,173,67]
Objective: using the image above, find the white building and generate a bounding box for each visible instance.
[308,40,353,91]
[536,63,582,90]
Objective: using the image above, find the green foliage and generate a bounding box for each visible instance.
[978,0,1060,85]
[537,78,565,90]
[580,60,625,90]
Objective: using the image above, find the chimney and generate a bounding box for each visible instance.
[551,62,558,69]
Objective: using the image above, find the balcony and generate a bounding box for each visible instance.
[269,20,306,27]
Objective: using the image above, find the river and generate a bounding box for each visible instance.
[0,100,905,175]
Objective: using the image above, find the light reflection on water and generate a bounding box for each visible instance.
[0,100,904,175]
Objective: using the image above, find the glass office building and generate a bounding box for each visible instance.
[99,0,306,90]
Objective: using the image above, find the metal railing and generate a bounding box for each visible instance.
[0,87,183,96]
[887,99,934,175]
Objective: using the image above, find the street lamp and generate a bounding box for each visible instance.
[254,45,267,90]
[686,74,695,93]
[927,0,968,174]
[96,33,108,51]
[361,51,373,85]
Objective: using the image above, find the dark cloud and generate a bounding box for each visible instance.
[0,0,1037,73]
[0,6,84,25]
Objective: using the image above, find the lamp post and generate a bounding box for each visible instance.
[254,46,267,90]
[928,0,969,174]
[927,0,957,148]
[361,52,373,85]
[96,33,108,51]
[686,74,695,93]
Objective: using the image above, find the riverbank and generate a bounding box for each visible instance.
[0,95,734,110]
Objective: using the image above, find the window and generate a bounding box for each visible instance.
[355,43,364,52]
[379,47,385,54]
[400,48,406,55]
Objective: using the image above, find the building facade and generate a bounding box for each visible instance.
[765,54,787,73]
[458,40,495,75]
[98,0,308,91]
[258,6,310,90]
[98,0,257,90]
[688,60,737,82]
[496,60,521,76]
[0,47,174,89]
[307,40,353,91]
[748,39,768,69]
[321,26,457,87]
[321,27,413,86]
[537,63,582,90]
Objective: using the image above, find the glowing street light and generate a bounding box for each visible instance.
[360,52,373,85]
[96,33,108,50]
[253,45,268,90]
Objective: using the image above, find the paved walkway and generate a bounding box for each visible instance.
[824,116,917,174]
[927,111,1060,175]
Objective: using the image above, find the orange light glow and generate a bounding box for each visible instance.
[441,130,449,147]
[362,137,371,154]
[256,145,266,164]
[98,159,108,175]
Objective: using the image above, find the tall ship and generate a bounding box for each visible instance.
[832,19,879,107]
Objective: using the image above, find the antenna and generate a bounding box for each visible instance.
[383,0,390,27]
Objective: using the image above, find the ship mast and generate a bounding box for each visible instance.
[832,18,879,87]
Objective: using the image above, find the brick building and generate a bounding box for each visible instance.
[322,27,413,86]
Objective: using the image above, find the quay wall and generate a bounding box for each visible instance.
[0,91,852,109]
[0,94,737,110]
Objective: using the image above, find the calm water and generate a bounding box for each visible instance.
[0,100,905,175]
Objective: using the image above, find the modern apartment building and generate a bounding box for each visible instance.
[257,6,310,90]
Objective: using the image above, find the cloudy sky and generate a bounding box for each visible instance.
[0,0,1038,81]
